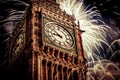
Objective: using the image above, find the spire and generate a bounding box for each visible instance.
[78,20,85,33]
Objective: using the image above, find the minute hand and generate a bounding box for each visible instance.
[53,30,62,38]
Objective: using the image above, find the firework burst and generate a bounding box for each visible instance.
[0,0,29,65]
[57,0,120,79]
[57,0,120,62]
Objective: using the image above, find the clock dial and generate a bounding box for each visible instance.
[9,30,25,62]
[44,22,74,49]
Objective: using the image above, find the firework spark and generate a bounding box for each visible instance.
[0,0,29,65]
[58,0,120,79]
[58,0,120,61]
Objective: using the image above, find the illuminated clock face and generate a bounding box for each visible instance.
[9,30,25,61]
[44,22,74,49]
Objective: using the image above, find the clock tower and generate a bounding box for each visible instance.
[7,0,86,80]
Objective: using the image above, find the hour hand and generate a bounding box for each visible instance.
[53,33,62,38]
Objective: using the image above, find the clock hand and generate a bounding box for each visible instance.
[53,33,62,38]
[52,30,63,38]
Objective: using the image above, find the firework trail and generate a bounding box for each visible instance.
[0,0,29,66]
[57,0,120,63]
[57,0,120,79]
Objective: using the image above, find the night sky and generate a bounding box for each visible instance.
[85,0,120,28]
[84,0,120,79]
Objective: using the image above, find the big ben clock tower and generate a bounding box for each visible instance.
[7,0,86,80]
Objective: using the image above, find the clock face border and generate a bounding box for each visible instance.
[42,17,77,54]
[44,22,74,49]
[9,29,25,62]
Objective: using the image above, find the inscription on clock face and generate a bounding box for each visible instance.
[44,22,74,49]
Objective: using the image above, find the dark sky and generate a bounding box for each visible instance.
[84,0,120,28]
